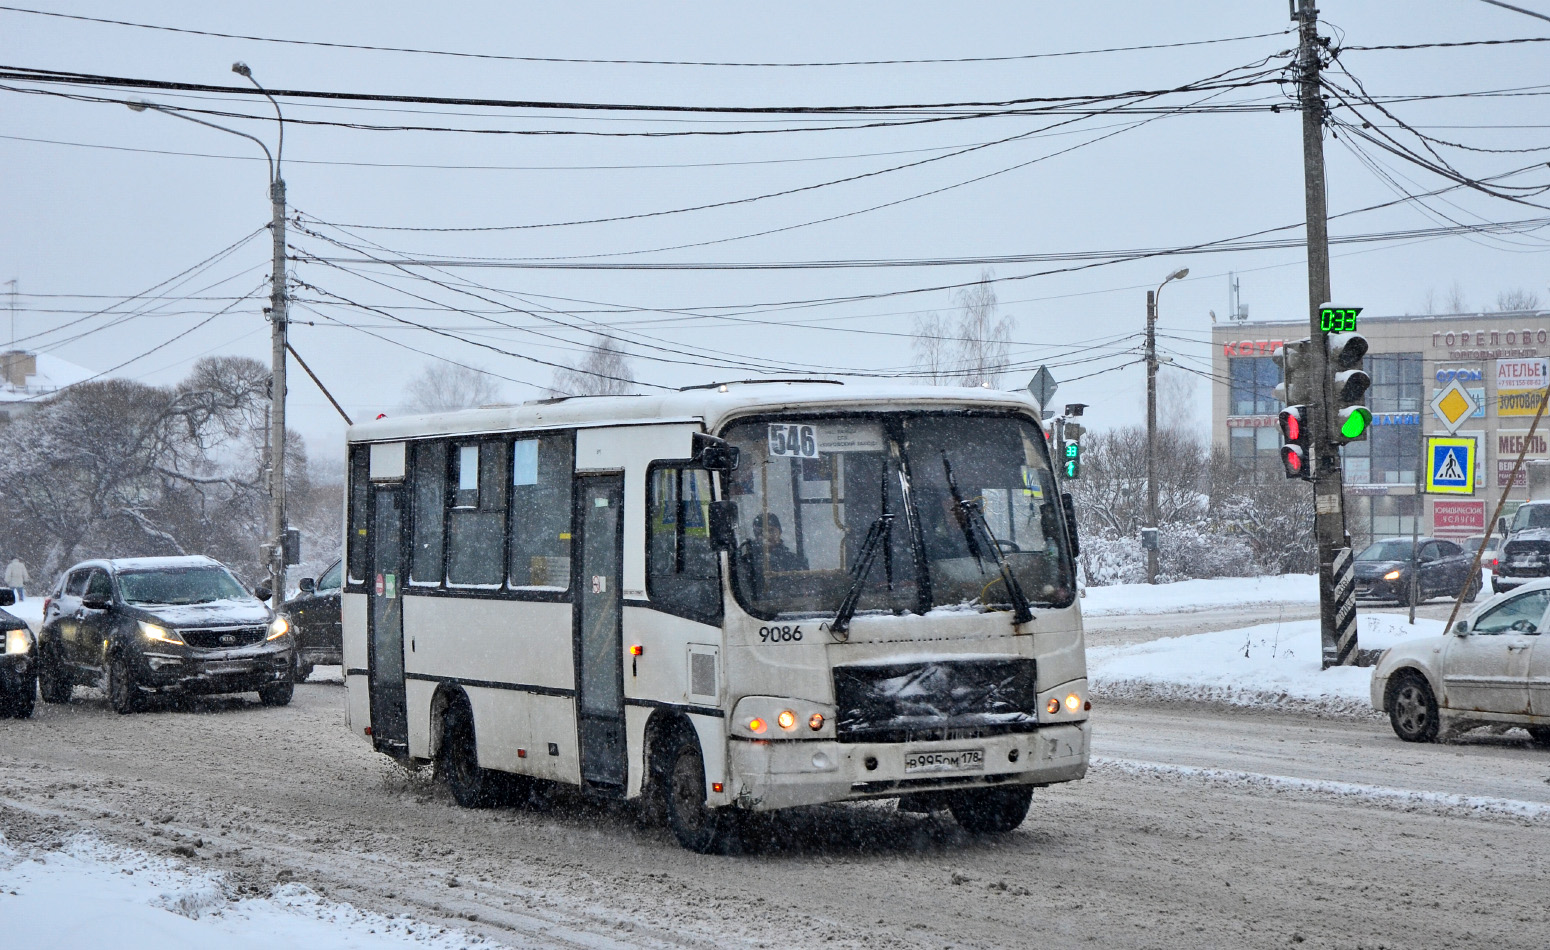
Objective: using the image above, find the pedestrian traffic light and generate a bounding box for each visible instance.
[1278,405,1312,480]
[1328,331,1371,444]
[1061,422,1083,478]
[1272,339,1315,407]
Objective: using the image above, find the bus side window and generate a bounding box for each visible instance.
[647,465,722,624]
[447,441,507,586]
[347,447,370,585]
[509,431,574,590]
[409,441,447,585]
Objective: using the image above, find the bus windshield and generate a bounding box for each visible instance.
[721,412,1074,620]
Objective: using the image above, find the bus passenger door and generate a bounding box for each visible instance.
[574,474,626,789]
[369,484,409,755]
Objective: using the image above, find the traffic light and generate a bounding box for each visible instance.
[1062,422,1084,478]
[1278,405,1312,480]
[1328,331,1372,443]
[1272,339,1315,407]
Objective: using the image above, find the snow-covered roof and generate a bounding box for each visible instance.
[0,350,96,404]
[348,381,1043,443]
[101,556,223,572]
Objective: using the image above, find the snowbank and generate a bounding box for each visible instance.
[0,833,486,950]
[3,596,44,633]
[1082,574,1317,617]
[1088,613,1444,716]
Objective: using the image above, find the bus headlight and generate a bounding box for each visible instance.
[5,629,30,655]
[732,696,836,739]
[267,617,290,641]
[139,622,184,645]
[1064,693,1082,712]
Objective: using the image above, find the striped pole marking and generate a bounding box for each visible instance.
[1330,546,1358,666]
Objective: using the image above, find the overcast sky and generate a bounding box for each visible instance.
[3,1,1548,463]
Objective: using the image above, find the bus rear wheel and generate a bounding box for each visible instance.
[662,731,739,854]
[947,785,1034,835]
[439,700,503,808]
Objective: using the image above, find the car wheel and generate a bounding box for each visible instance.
[1387,672,1439,743]
[107,652,141,715]
[5,674,37,719]
[662,728,739,854]
[37,645,72,704]
[292,654,315,684]
[1527,727,1550,748]
[1395,579,1414,608]
[438,700,502,808]
[947,785,1035,835]
[258,680,294,706]
[1463,575,1481,603]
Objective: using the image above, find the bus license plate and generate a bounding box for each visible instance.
[904,748,985,774]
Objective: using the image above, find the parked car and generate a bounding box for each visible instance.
[37,556,294,714]
[0,588,36,719]
[1491,501,1550,594]
[1353,536,1480,606]
[280,558,342,682]
[1460,534,1500,573]
[1372,578,1550,744]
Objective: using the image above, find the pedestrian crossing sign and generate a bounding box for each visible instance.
[1425,436,1476,495]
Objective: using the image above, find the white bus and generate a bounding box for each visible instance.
[343,381,1088,852]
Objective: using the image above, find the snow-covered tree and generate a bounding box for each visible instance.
[550,335,637,396]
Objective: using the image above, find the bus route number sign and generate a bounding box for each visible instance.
[768,424,819,458]
[1320,307,1361,333]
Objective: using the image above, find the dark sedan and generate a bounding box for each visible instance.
[0,588,36,719]
[280,558,342,683]
[1354,537,1480,606]
[37,556,294,714]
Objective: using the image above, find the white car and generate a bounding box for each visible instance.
[1371,577,1550,744]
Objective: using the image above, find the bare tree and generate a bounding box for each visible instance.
[910,272,1014,387]
[1156,368,1201,434]
[550,334,637,396]
[1497,288,1542,312]
[1445,281,1470,314]
[402,361,503,413]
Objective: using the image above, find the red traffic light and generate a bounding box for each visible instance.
[1280,445,1306,476]
[1283,411,1300,441]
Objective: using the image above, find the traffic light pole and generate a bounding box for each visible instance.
[1297,0,1359,668]
[1145,290,1158,585]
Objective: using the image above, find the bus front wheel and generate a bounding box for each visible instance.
[947,785,1033,835]
[662,730,739,854]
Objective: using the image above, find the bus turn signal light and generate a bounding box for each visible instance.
[629,644,642,656]
[747,717,767,734]
[777,710,797,731]
[1046,698,1060,714]
[809,713,825,731]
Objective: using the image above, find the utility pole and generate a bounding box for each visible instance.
[268,172,289,603]
[1146,291,1159,585]
[1295,0,1359,667]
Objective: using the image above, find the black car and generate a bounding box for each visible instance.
[281,558,342,682]
[37,556,294,714]
[1353,537,1481,606]
[0,588,36,719]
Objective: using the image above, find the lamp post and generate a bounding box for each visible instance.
[128,63,289,602]
[1145,267,1189,584]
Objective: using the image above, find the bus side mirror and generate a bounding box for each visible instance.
[1061,492,1081,558]
[709,500,739,552]
[693,433,740,473]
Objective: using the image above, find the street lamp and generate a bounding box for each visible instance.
[128,65,291,603]
[1145,266,1189,585]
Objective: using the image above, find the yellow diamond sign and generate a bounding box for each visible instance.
[1429,379,1480,435]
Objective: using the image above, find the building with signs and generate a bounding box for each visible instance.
[1212,310,1550,549]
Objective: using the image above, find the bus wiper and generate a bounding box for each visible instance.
[942,454,1034,626]
[830,513,895,641]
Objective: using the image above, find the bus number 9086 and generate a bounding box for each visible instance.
[758,625,803,643]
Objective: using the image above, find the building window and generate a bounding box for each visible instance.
[1229,357,1282,416]
[1230,425,1283,481]
[1341,353,1423,485]
[1367,353,1424,413]
[1347,494,1419,548]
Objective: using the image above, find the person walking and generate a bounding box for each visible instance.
[4,557,28,601]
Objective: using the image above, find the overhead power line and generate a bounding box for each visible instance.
[0,6,1291,67]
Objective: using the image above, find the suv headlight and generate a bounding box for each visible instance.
[267,617,290,641]
[5,629,30,655]
[139,621,184,645]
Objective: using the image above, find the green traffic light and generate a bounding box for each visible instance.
[1339,406,1372,440]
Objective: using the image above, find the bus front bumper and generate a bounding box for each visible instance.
[725,721,1089,812]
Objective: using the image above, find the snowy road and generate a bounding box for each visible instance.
[4,683,1549,948]
[1083,598,1460,647]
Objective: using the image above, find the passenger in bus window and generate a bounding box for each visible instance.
[749,514,807,573]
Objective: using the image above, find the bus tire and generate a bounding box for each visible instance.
[947,785,1034,835]
[662,730,738,854]
[439,699,501,808]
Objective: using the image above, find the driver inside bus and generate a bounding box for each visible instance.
[749,513,807,573]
